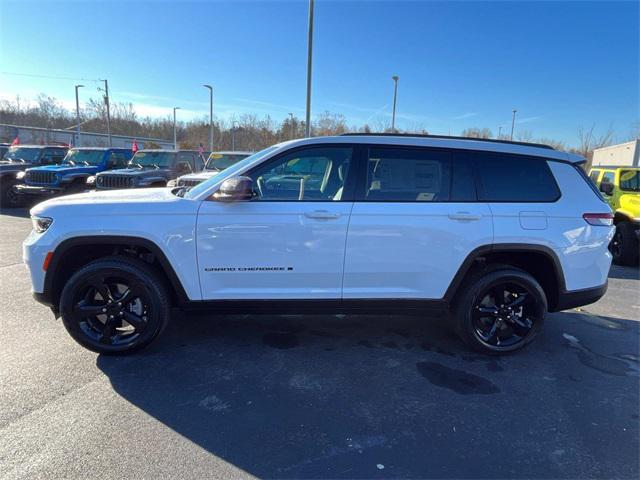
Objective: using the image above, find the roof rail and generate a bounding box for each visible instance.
[339,133,555,150]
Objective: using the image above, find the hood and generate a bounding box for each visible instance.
[28,164,99,175]
[99,167,168,177]
[179,170,219,181]
[0,161,29,172]
[31,187,187,218]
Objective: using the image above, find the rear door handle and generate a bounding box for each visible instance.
[305,210,341,219]
[448,212,482,221]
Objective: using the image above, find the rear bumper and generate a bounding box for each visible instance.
[552,282,608,312]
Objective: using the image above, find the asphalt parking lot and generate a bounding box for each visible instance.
[0,208,638,479]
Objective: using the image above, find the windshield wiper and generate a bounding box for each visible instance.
[150,163,160,169]
[65,160,76,166]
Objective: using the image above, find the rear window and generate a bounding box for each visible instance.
[620,170,640,192]
[475,153,560,202]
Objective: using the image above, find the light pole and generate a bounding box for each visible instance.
[510,109,517,140]
[289,112,294,139]
[391,75,399,133]
[173,107,180,149]
[99,79,112,146]
[497,125,502,138]
[203,84,214,150]
[232,121,239,151]
[74,84,84,147]
[305,0,314,138]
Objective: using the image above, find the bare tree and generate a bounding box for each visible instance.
[461,127,492,139]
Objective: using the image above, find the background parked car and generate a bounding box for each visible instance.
[589,166,640,265]
[14,147,134,203]
[0,145,68,207]
[171,151,253,188]
[95,149,206,190]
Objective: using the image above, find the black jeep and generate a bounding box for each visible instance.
[0,145,68,207]
[95,149,205,190]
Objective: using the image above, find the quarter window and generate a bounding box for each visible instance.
[619,170,639,192]
[475,154,560,202]
[248,147,353,201]
[364,147,451,202]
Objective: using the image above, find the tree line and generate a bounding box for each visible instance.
[1,94,634,165]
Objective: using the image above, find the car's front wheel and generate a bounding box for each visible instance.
[59,257,170,354]
[454,268,547,354]
[1,180,24,208]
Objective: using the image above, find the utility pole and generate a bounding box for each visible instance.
[305,0,314,138]
[289,112,294,139]
[391,75,399,133]
[173,107,180,149]
[99,79,112,146]
[498,125,502,138]
[510,109,517,140]
[203,84,214,150]
[74,84,84,147]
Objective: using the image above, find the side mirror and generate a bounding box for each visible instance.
[213,176,254,202]
[599,182,614,196]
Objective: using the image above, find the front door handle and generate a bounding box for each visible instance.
[448,212,482,221]
[305,210,341,219]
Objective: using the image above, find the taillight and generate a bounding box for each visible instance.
[583,213,614,226]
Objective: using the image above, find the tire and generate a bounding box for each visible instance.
[1,180,24,208]
[453,267,547,355]
[59,256,170,354]
[610,221,639,266]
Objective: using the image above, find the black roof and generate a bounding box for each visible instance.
[340,133,555,150]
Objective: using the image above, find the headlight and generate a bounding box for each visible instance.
[129,177,137,186]
[54,173,61,182]
[167,179,177,187]
[31,216,53,233]
[16,171,26,179]
[86,175,96,185]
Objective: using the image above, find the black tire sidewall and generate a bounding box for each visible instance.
[59,259,169,354]
[611,222,639,266]
[455,269,547,354]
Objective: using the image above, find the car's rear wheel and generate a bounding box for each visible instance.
[610,221,639,266]
[454,268,546,354]
[59,257,170,354]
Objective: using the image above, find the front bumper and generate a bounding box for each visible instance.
[14,184,64,197]
[553,282,608,312]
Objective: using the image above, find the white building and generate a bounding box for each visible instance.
[592,139,640,167]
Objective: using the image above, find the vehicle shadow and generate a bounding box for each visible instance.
[0,207,30,218]
[609,264,640,280]
[96,310,639,478]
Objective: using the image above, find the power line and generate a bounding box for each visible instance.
[0,71,100,83]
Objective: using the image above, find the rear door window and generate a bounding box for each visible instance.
[475,153,560,202]
[363,147,451,202]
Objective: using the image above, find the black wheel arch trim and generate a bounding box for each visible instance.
[443,243,568,308]
[41,235,190,309]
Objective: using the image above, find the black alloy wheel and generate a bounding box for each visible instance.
[60,257,169,354]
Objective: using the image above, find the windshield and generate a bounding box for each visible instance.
[130,151,174,168]
[184,146,280,199]
[619,169,640,192]
[2,147,42,162]
[64,149,105,166]
[205,152,251,171]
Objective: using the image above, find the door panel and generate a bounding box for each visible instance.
[343,202,493,299]
[197,201,353,299]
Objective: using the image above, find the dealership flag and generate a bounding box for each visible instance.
[132,140,138,153]
[11,136,19,146]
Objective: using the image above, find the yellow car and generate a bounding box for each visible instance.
[589,166,640,265]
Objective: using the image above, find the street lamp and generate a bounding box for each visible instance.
[74,84,84,147]
[510,109,517,140]
[232,121,240,151]
[305,0,314,138]
[173,107,181,149]
[391,75,399,133]
[289,112,294,139]
[203,84,214,151]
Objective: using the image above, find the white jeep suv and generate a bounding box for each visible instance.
[24,134,614,355]
[171,151,253,188]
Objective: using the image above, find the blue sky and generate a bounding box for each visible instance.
[1,0,638,146]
